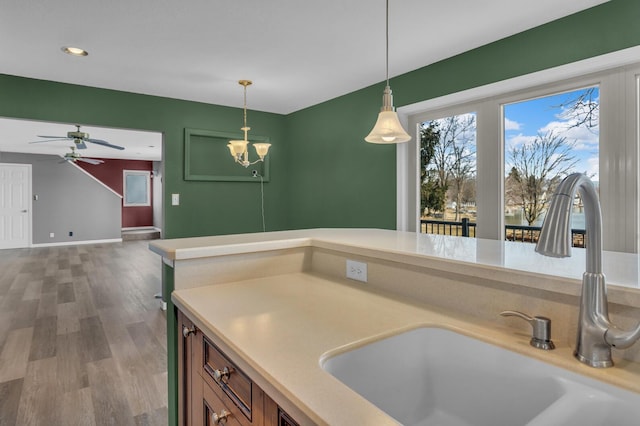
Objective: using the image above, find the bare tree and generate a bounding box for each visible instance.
[555,87,599,132]
[429,120,452,203]
[507,131,578,225]
[422,114,476,220]
[444,115,476,220]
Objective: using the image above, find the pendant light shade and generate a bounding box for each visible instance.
[365,86,411,143]
[365,0,410,144]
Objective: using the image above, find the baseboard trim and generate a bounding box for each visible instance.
[31,238,123,248]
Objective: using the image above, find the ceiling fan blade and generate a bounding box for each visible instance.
[78,158,104,165]
[37,135,68,139]
[86,138,125,150]
[29,138,69,144]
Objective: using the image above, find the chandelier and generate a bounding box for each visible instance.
[227,80,271,167]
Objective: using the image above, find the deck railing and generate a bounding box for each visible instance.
[420,218,476,237]
[420,219,586,248]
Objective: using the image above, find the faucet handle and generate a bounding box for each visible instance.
[500,310,555,350]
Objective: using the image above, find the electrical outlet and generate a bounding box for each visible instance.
[49,232,54,238]
[69,231,73,237]
[346,259,367,282]
[171,193,180,206]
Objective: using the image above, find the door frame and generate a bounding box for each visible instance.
[0,162,32,249]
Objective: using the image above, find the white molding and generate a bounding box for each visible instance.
[398,45,640,117]
[31,238,122,247]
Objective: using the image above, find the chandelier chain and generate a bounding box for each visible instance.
[243,84,248,129]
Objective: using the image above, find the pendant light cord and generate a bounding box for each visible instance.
[260,174,266,232]
[253,171,267,232]
[385,0,389,87]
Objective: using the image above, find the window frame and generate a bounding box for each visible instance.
[398,50,640,253]
[123,170,151,207]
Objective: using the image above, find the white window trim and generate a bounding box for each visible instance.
[123,170,151,207]
[397,45,640,253]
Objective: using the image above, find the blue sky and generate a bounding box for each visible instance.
[504,87,600,181]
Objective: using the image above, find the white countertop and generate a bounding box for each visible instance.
[159,229,640,424]
[172,272,640,426]
[150,228,640,289]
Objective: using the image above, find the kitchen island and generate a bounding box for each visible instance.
[150,228,640,425]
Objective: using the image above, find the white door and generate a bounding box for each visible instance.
[0,163,31,249]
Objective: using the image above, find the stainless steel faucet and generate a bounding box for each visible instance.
[535,173,640,368]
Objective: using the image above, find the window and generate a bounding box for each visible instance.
[503,86,599,246]
[123,170,151,207]
[402,55,640,253]
[419,113,477,236]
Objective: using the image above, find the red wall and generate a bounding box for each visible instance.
[77,159,154,228]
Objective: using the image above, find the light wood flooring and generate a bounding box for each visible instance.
[0,240,167,426]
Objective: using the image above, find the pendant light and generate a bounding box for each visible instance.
[228,80,271,167]
[365,0,411,144]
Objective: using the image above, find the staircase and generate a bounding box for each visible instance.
[121,227,161,241]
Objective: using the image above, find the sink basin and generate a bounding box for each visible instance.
[321,327,640,426]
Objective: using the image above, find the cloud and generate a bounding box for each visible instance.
[505,133,536,150]
[539,120,599,152]
[504,117,521,131]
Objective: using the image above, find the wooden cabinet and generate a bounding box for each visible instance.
[178,310,200,426]
[264,395,299,426]
[178,309,299,426]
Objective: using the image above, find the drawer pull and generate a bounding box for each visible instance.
[211,409,230,425]
[213,366,230,383]
[182,325,195,338]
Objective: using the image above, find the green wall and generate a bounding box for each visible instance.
[2,2,638,236]
[0,76,288,239]
[2,2,639,426]
[285,0,640,230]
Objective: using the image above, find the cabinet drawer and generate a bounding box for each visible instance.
[277,409,299,426]
[203,381,245,426]
[202,336,253,421]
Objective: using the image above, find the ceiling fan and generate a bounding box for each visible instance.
[61,146,104,165]
[30,124,125,150]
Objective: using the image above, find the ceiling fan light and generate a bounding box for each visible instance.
[61,46,88,57]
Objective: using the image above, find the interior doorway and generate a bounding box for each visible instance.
[0,117,163,246]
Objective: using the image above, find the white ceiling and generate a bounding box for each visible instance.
[0,0,608,159]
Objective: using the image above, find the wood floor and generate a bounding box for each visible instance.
[0,240,167,426]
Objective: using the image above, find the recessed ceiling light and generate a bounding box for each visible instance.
[61,46,88,57]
